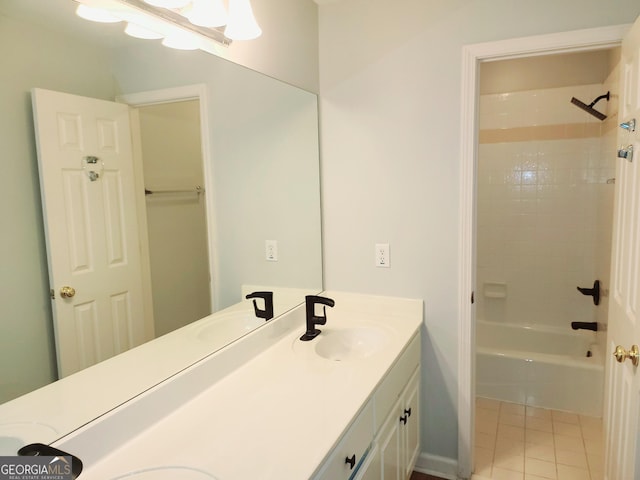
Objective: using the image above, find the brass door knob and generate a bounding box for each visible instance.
[614,345,639,366]
[60,286,76,299]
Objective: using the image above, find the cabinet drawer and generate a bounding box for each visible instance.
[314,400,374,480]
[374,333,420,432]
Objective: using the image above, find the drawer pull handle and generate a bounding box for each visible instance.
[400,414,408,425]
[345,454,356,469]
[404,407,412,417]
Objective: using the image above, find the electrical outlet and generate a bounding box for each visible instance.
[375,243,390,268]
[265,240,278,262]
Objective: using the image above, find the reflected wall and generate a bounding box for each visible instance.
[0,6,321,404]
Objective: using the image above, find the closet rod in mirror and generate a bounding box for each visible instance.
[144,186,204,195]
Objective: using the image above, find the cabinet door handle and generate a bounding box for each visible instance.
[400,414,408,425]
[345,454,356,469]
[404,407,412,417]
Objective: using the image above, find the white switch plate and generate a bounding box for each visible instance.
[265,240,278,261]
[375,243,390,267]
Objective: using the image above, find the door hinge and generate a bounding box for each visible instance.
[471,291,475,304]
[50,289,55,299]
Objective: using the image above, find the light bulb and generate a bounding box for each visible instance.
[75,4,122,23]
[186,0,228,28]
[143,0,191,8]
[125,23,164,40]
[162,30,200,50]
[224,0,262,40]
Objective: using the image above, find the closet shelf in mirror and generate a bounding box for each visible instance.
[144,186,204,195]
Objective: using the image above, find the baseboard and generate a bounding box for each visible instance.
[413,452,459,479]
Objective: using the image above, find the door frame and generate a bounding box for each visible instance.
[117,84,218,316]
[457,24,629,478]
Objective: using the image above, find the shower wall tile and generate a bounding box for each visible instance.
[477,83,615,328]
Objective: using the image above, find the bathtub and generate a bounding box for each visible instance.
[476,320,604,416]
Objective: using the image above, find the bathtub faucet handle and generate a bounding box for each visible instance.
[577,280,600,306]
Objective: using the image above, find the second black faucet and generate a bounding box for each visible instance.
[246,291,274,321]
[300,295,335,341]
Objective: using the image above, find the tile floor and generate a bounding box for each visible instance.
[474,397,604,480]
[410,472,446,480]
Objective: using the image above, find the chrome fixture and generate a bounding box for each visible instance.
[620,118,636,132]
[618,145,634,162]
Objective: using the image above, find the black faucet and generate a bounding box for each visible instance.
[300,295,335,341]
[577,280,600,306]
[246,291,274,321]
[571,321,598,332]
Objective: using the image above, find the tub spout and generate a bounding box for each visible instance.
[571,321,598,332]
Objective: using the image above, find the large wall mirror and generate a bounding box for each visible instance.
[0,0,321,451]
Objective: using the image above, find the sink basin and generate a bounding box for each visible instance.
[110,466,217,479]
[195,311,264,342]
[0,421,59,456]
[314,326,390,361]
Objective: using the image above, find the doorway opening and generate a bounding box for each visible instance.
[120,85,216,338]
[456,25,629,479]
[472,48,618,479]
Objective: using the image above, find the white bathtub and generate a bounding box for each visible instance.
[476,320,604,416]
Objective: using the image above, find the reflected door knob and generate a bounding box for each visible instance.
[614,345,639,366]
[60,286,76,299]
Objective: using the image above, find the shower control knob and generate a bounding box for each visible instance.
[619,119,636,132]
[614,345,639,367]
[618,145,634,162]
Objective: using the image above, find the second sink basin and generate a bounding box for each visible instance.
[314,326,390,361]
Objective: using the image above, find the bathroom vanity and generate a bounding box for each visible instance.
[12,292,422,479]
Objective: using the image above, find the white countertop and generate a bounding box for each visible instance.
[57,291,422,480]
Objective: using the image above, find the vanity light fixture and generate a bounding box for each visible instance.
[225,0,262,40]
[124,22,164,39]
[142,0,191,8]
[185,0,228,28]
[75,3,122,23]
[73,0,262,55]
[161,28,200,49]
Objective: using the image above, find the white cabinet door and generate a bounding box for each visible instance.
[354,444,381,480]
[32,88,152,377]
[379,396,403,480]
[402,369,420,478]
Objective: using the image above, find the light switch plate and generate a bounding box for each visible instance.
[265,240,278,261]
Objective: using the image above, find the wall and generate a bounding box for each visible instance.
[0,14,116,403]
[317,0,640,471]
[476,83,615,329]
[598,49,623,349]
[111,44,323,310]
[0,2,320,404]
[137,101,211,337]
[224,0,319,93]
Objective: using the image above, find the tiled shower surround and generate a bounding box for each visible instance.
[476,84,616,329]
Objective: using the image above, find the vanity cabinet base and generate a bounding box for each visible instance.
[314,333,421,480]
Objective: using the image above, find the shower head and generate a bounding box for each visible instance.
[570,91,610,121]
